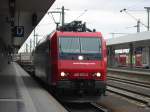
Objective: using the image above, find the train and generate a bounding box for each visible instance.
[33,21,107,101]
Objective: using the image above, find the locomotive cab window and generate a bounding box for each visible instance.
[59,37,80,53]
[59,37,102,60]
[80,38,101,53]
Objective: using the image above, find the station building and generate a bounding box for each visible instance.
[106,31,150,69]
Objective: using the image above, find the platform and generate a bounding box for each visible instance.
[0,62,67,112]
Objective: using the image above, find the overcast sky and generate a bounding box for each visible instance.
[19,0,150,52]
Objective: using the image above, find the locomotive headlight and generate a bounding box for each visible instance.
[61,72,66,77]
[96,72,101,77]
[78,55,84,60]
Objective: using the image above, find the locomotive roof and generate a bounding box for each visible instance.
[37,31,103,47]
[37,31,55,45]
[56,31,102,36]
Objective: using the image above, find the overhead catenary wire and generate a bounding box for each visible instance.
[75,9,88,20]
[37,23,53,26]
[120,8,148,29]
[47,11,61,24]
[109,32,131,38]
[69,9,88,23]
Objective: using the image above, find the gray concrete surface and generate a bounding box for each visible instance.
[97,92,150,112]
[0,62,67,112]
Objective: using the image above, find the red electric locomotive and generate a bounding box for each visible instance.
[33,21,107,101]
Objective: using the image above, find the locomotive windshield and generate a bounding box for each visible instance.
[59,37,80,53]
[59,37,101,53]
[80,38,101,53]
[59,37,102,60]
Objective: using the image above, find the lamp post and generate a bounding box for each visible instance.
[144,7,150,31]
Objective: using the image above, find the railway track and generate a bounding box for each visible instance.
[107,76,150,106]
[107,76,150,88]
[63,102,109,112]
[24,68,109,112]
